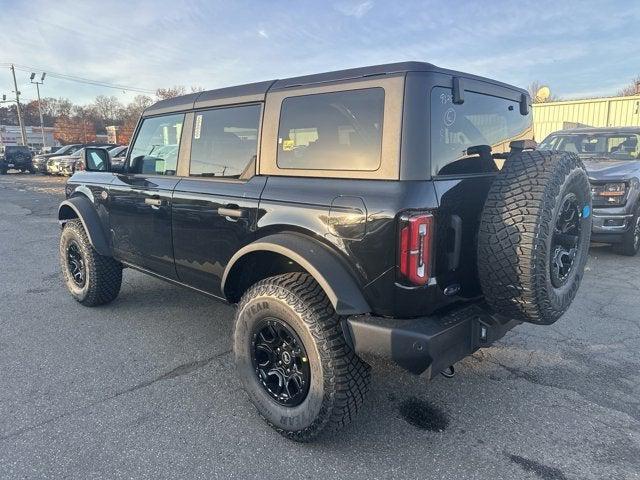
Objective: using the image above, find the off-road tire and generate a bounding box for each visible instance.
[613,204,640,256]
[478,150,592,325]
[234,272,370,442]
[59,219,122,306]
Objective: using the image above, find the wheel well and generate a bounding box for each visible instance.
[59,204,79,221]
[224,251,306,303]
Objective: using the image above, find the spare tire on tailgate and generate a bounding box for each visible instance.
[478,150,591,325]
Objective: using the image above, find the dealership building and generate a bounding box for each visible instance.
[533,94,640,141]
[0,124,57,149]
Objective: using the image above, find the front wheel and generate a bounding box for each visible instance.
[613,205,640,256]
[233,272,370,442]
[59,219,123,306]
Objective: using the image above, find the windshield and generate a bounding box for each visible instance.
[539,133,640,160]
[5,146,30,153]
[109,146,127,157]
[430,87,533,175]
[54,145,75,155]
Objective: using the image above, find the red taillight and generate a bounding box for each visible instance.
[398,213,433,285]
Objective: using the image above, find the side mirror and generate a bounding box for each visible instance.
[83,147,111,172]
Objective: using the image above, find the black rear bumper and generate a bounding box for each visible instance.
[345,303,520,378]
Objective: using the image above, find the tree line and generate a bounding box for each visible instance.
[528,75,640,104]
[0,86,202,145]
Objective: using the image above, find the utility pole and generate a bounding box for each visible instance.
[10,64,28,146]
[30,72,47,149]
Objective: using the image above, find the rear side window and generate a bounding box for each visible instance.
[430,87,533,175]
[190,104,261,178]
[129,113,184,175]
[277,88,384,171]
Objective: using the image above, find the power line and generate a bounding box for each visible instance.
[1,63,156,94]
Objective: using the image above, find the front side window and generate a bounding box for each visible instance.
[430,87,533,175]
[129,113,185,175]
[277,88,384,171]
[190,104,261,178]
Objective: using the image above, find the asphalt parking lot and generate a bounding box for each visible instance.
[0,174,639,480]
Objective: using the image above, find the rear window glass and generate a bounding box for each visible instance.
[277,88,384,171]
[430,87,533,175]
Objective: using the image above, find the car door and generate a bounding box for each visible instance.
[171,104,265,296]
[108,113,186,279]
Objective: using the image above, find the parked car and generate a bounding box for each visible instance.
[0,145,34,174]
[57,148,87,176]
[43,144,118,175]
[34,144,84,173]
[108,145,128,169]
[58,62,592,441]
[539,127,640,255]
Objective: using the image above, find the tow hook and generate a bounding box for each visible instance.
[440,365,455,378]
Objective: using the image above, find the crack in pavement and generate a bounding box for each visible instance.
[483,353,640,424]
[0,349,232,442]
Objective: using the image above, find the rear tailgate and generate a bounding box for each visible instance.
[433,175,497,298]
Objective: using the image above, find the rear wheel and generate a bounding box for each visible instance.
[234,272,370,441]
[59,219,122,306]
[478,150,592,325]
[613,205,640,256]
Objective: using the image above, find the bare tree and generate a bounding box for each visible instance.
[91,95,123,123]
[40,97,73,119]
[125,95,154,119]
[155,86,187,100]
[618,76,640,96]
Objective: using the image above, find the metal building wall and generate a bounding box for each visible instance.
[532,95,640,141]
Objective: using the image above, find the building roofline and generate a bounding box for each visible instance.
[533,94,640,107]
[547,126,640,134]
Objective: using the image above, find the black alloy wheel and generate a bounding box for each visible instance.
[251,318,311,407]
[551,193,582,288]
[67,241,86,287]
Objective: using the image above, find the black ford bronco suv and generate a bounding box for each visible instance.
[0,145,34,174]
[58,62,592,441]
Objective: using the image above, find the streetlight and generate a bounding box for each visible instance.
[30,72,47,150]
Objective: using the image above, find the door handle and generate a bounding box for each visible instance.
[218,206,247,218]
[144,197,164,207]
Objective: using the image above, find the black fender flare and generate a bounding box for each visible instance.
[58,196,111,256]
[221,233,371,315]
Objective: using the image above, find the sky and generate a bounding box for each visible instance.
[1,0,639,106]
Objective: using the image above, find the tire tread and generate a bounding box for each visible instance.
[236,272,370,441]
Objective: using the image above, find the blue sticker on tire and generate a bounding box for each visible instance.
[582,205,591,219]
